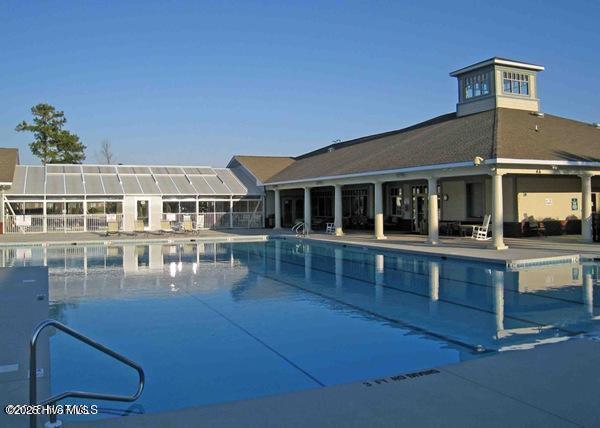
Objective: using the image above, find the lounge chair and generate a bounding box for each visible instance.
[181,219,194,233]
[134,220,147,236]
[471,214,491,241]
[105,221,119,236]
[325,222,335,234]
[160,220,173,234]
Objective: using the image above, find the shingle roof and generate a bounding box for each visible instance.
[230,155,295,183]
[266,108,600,183]
[0,148,19,184]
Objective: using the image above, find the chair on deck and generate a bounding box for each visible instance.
[471,214,492,241]
[181,219,194,233]
[105,221,119,236]
[134,220,147,236]
[325,222,335,234]
[160,220,173,234]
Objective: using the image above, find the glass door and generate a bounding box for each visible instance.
[136,200,149,228]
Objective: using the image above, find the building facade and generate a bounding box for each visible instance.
[0,164,263,233]
[234,58,600,248]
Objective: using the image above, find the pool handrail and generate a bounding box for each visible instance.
[29,319,145,428]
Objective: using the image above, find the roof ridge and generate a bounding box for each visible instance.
[295,112,457,160]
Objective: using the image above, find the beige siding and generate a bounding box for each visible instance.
[441,180,466,220]
[516,176,582,221]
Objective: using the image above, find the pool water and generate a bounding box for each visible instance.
[3,239,599,418]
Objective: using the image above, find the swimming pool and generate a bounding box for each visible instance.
[2,238,599,419]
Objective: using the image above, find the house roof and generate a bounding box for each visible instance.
[229,155,295,183]
[0,148,19,184]
[266,108,600,184]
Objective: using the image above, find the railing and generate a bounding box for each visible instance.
[4,214,123,234]
[232,212,263,228]
[30,319,144,428]
[163,212,263,229]
[292,221,306,236]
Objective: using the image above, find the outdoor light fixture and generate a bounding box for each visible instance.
[473,156,484,166]
[443,194,449,201]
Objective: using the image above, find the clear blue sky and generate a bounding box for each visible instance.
[1,1,598,166]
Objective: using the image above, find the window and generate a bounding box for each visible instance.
[342,188,368,217]
[163,201,179,213]
[215,200,230,213]
[503,72,529,95]
[390,187,403,217]
[180,201,195,213]
[464,72,490,99]
[46,202,64,215]
[198,201,214,213]
[106,201,122,214]
[87,202,105,214]
[466,182,484,219]
[311,189,333,218]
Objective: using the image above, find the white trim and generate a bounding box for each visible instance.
[450,58,545,76]
[491,158,600,167]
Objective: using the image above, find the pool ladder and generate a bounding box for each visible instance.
[29,319,145,428]
[292,221,307,236]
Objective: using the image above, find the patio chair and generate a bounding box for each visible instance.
[160,220,173,234]
[105,221,119,236]
[471,214,491,241]
[181,219,194,233]
[134,220,147,236]
[325,222,335,234]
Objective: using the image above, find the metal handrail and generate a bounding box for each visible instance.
[30,319,145,428]
[292,221,306,236]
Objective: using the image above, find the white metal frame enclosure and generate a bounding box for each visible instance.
[2,164,264,233]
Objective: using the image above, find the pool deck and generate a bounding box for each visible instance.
[73,338,600,428]
[1,229,598,268]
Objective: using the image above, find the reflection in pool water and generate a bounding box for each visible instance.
[1,239,599,419]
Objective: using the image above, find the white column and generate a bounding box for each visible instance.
[83,199,87,232]
[427,177,439,245]
[274,189,281,229]
[304,187,311,233]
[581,173,593,242]
[229,197,234,228]
[374,181,386,239]
[43,200,47,233]
[334,184,343,236]
[490,171,507,250]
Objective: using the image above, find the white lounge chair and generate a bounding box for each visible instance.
[325,222,335,234]
[471,214,492,241]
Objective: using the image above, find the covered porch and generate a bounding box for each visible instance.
[268,163,600,249]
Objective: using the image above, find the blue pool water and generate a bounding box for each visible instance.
[2,239,599,419]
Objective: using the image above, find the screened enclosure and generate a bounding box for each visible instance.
[2,164,264,233]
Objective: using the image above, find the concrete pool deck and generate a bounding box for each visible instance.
[1,229,597,268]
[72,338,600,428]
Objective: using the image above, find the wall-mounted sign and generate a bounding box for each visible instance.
[544,198,553,206]
[166,213,177,221]
[571,198,579,211]
[106,214,117,222]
